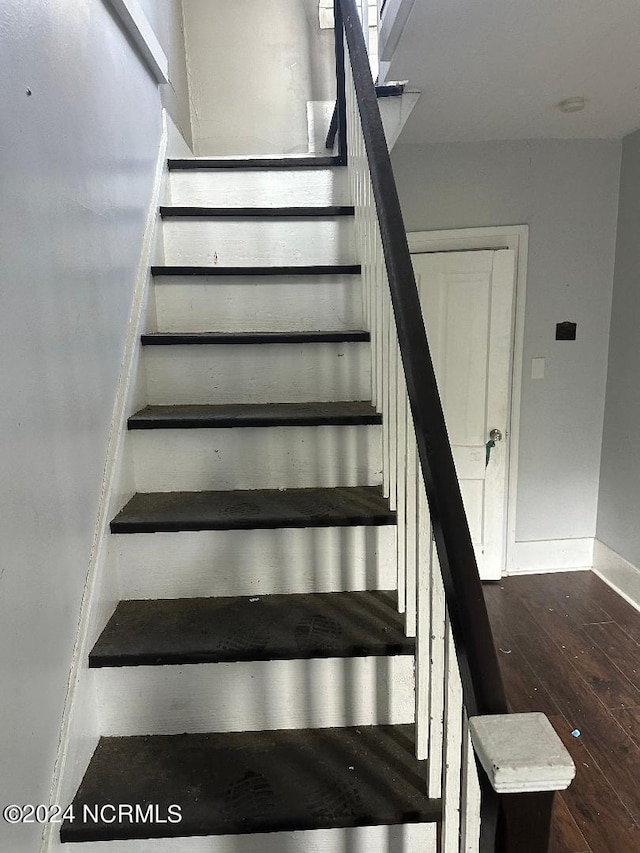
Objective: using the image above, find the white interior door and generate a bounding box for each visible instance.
[411,249,516,580]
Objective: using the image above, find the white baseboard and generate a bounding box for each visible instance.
[42,115,169,853]
[592,539,640,613]
[507,538,594,575]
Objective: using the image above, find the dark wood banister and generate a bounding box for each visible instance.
[336,0,507,729]
[333,0,348,163]
[333,1,556,850]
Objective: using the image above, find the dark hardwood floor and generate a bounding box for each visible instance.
[483,571,640,853]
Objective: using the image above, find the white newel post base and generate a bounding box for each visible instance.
[469,712,576,794]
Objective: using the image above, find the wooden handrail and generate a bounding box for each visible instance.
[333,0,348,163]
[332,2,539,849]
[334,4,565,850]
[336,0,507,723]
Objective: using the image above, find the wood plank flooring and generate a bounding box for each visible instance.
[483,571,640,853]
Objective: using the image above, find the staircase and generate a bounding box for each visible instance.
[59,157,442,851]
[55,4,577,849]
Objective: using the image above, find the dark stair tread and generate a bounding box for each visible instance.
[150,264,361,277]
[110,486,395,534]
[128,401,382,429]
[90,590,413,667]
[60,725,440,842]
[168,155,344,170]
[140,330,369,345]
[159,206,354,218]
[375,82,406,98]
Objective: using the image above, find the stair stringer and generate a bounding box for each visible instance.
[42,110,176,853]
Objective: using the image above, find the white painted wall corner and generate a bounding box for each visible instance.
[167,110,194,159]
[592,539,640,613]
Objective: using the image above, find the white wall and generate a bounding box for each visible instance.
[138,0,193,148]
[597,130,640,566]
[0,2,166,850]
[182,0,335,156]
[391,139,621,544]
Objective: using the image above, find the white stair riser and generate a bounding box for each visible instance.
[168,168,350,208]
[54,823,437,852]
[161,218,356,266]
[96,656,414,736]
[113,526,396,599]
[153,275,364,333]
[144,343,371,405]
[130,425,382,492]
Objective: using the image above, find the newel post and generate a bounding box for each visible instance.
[469,713,576,853]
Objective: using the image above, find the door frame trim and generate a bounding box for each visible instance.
[406,224,528,577]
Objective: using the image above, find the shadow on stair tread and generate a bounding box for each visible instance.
[128,401,382,429]
[60,725,441,843]
[89,590,414,668]
[110,486,396,534]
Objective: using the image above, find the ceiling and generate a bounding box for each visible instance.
[387,0,640,144]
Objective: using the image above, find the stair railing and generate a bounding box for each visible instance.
[332,1,573,850]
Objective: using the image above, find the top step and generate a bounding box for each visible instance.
[168,156,344,171]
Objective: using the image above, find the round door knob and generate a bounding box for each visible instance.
[489,429,503,442]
